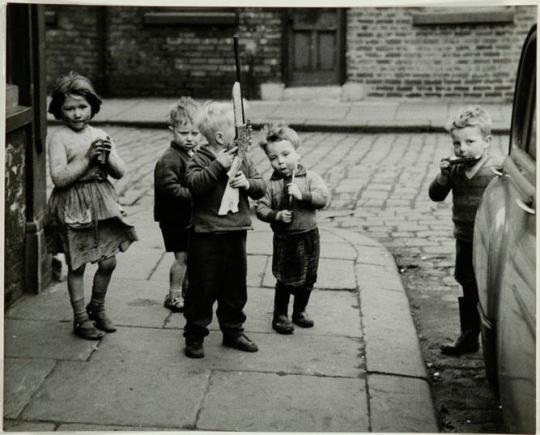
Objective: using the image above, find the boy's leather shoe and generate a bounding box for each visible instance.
[86,304,117,332]
[222,333,258,352]
[272,315,294,334]
[292,311,314,328]
[185,340,204,358]
[440,330,479,356]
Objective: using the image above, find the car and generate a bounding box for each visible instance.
[473,24,536,434]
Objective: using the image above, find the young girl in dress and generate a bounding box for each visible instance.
[46,71,138,340]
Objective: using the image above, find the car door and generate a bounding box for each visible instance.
[496,25,536,434]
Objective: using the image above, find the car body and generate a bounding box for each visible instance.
[473,24,536,434]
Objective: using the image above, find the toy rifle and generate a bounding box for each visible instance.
[218,35,252,215]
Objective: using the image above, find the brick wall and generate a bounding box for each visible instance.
[45,6,536,101]
[45,6,283,99]
[45,5,102,94]
[346,6,537,101]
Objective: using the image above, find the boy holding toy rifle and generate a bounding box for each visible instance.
[182,36,265,359]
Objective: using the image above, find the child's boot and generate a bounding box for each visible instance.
[292,289,314,328]
[272,284,294,334]
[86,303,117,333]
[185,338,204,358]
[440,297,480,356]
[73,313,105,340]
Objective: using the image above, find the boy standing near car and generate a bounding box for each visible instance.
[428,106,503,356]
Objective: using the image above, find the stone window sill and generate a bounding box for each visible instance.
[144,11,238,26]
[412,8,514,26]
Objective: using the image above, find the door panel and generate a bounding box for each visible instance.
[286,8,345,86]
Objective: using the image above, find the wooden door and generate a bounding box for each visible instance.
[285,8,345,86]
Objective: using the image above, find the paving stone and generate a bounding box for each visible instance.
[3,420,57,431]
[4,320,96,361]
[246,254,269,287]
[319,241,356,260]
[355,245,394,266]
[113,247,163,280]
[360,286,427,378]
[355,263,402,291]
[166,286,362,338]
[91,328,364,377]
[246,231,273,255]
[198,371,369,432]
[368,374,438,432]
[4,358,57,418]
[56,423,173,431]
[6,282,71,321]
[21,361,210,428]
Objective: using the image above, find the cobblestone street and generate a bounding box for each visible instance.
[51,126,508,432]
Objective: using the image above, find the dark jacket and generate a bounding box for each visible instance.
[186,145,266,233]
[256,165,330,234]
[153,142,192,226]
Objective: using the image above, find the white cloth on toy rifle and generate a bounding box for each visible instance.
[218,82,251,215]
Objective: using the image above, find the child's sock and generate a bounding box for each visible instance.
[89,287,107,312]
[170,288,182,298]
[71,297,89,324]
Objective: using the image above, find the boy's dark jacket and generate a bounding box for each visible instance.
[186,145,265,232]
[153,142,192,227]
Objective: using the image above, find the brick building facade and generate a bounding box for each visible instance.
[45,5,536,102]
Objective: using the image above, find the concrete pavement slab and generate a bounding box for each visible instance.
[4,358,57,419]
[356,263,403,292]
[112,247,163,280]
[165,286,363,338]
[344,102,398,123]
[396,101,449,121]
[21,361,210,429]
[361,285,427,378]
[6,283,71,321]
[91,328,364,377]
[197,371,369,432]
[3,420,57,431]
[4,320,96,361]
[56,423,175,431]
[368,373,438,432]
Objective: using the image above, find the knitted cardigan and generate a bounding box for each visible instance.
[256,165,330,234]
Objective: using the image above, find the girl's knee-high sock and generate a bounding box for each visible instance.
[71,298,89,324]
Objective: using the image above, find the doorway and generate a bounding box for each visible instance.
[284,8,345,86]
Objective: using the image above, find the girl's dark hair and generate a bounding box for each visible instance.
[48,71,102,120]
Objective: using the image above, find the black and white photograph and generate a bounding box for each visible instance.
[3,0,537,432]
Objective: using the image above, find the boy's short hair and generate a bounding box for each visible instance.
[48,71,102,120]
[197,102,235,143]
[259,124,301,153]
[447,105,492,137]
[169,97,200,127]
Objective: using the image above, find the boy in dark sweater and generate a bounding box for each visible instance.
[428,106,503,356]
[183,102,265,358]
[154,98,202,312]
